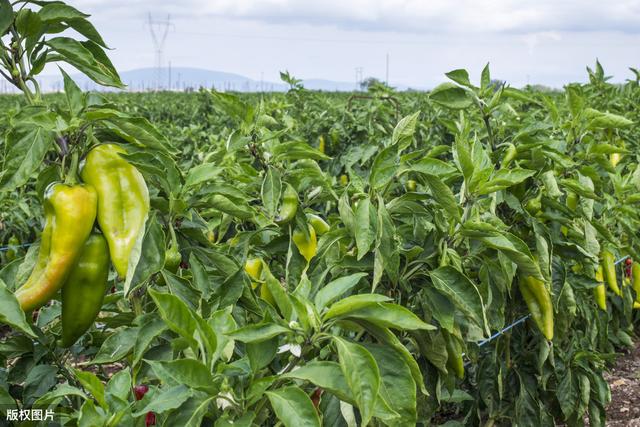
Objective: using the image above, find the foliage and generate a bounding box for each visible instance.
[1,1,640,426]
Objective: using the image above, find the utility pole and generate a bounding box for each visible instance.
[385,53,389,86]
[355,67,363,91]
[146,14,173,91]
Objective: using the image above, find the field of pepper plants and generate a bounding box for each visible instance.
[2,1,640,426]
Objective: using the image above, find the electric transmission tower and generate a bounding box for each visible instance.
[146,14,173,91]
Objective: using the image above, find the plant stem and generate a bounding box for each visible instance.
[64,151,79,185]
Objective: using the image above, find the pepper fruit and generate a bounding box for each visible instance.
[594,265,606,311]
[293,224,317,263]
[15,183,97,312]
[5,235,19,262]
[318,135,325,154]
[245,258,263,281]
[519,275,554,340]
[561,192,579,236]
[601,250,620,296]
[340,174,348,186]
[164,224,181,273]
[501,143,517,168]
[524,193,542,216]
[244,257,275,305]
[610,152,622,168]
[81,144,150,279]
[61,234,110,347]
[406,179,417,192]
[275,184,298,225]
[306,213,330,235]
[632,262,640,305]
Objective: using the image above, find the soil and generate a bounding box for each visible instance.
[605,341,640,426]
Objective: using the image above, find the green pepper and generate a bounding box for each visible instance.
[80,144,150,279]
[601,249,620,296]
[524,193,542,216]
[501,143,517,168]
[594,265,606,311]
[164,224,181,273]
[244,257,276,305]
[406,179,417,192]
[275,183,298,225]
[631,262,640,305]
[306,213,330,235]
[519,275,554,340]
[61,234,110,347]
[293,224,317,263]
[5,236,19,262]
[561,192,579,236]
[15,183,97,312]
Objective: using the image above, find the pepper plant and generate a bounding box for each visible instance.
[1,1,640,427]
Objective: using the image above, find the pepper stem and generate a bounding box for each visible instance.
[65,151,80,185]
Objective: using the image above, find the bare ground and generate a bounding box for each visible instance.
[605,341,640,426]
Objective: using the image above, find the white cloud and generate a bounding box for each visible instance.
[61,0,640,88]
[79,0,640,34]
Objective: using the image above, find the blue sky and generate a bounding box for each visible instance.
[68,0,640,88]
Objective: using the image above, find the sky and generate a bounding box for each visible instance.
[65,0,640,88]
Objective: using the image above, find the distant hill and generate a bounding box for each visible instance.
[20,67,419,93]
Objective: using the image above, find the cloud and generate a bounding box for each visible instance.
[76,0,640,35]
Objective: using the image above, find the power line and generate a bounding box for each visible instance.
[146,13,174,90]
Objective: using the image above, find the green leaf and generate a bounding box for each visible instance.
[476,168,536,195]
[430,83,473,109]
[446,69,473,88]
[0,0,13,36]
[124,215,164,296]
[323,294,391,320]
[363,343,417,425]
[183,163,223,190]
[480,63,491,89]
[208,194,254,220]
[46,37,123,87]
[147,359,217,393]
[73,369,106,409]
[271,141,329,162]
[262,167,282,217]
[334,337,380,426]
[132,316,167,367]
[584,108,633,129]
[0,125,53,193]
[34,384,86,407]
[461,221,543,280]
[61,68,85,116]
[314,273,368,311]
[429,266,488,334]
[341,302,434,331]
[0,279,36,337]
[133,385,192,416]
[148,289,198,350]
[354,197,376,259]
[422,173,461,222]
[391,112,420,149]
[283,361,352,402]
[90,327,138,364]
[227,322,290,343]
[406,157,457,178]
[369,145,398,190]
[266,386,321,427]
[106,370,132,404]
